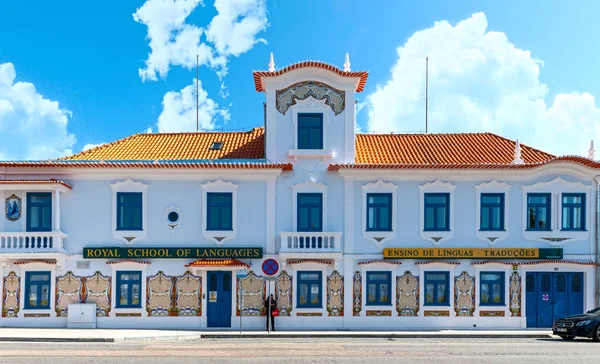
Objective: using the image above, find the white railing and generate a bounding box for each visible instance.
[280,232,342,253]
[0,232,66,253]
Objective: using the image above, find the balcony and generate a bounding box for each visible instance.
[0,232,66,254]
[279,232,342,259]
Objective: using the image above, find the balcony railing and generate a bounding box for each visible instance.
[280,232,342,253]
[0,232,66,253]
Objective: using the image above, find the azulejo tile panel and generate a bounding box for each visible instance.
[237,271,265,316]
[2,272,20,318]
[83,272,111,317]
[146,271,173,316]
[480,310,505,317]
[175,271,202,316]
[327,270,344,316]
[353,271,362,316]
[509,271,522,317]
[55,271,83,317]
[24,313,50,318]
[296,312,322,317]
[424,310,450,317]
[276,270,292,316]
[275,81,346,115]
[365,310,392,317]
[397,271,419,316]
[115,312,142,317]
[454,271,475,317]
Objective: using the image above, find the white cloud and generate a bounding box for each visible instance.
[134,0,267,81]
[82,143,102,152]
[157,78,230,132]
[0,63,75,160]
[366,12,600,156]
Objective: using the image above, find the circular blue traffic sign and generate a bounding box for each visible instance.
[262,258,279,276]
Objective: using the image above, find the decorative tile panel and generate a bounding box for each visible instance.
[327,270,344,316]
[175,271,202,316]
[55,272,83,317]
[237,271,265,316]
[365,310,392,316]
[146,271,173,316]
[454,271,475,317]
[2,272,20,318]
[24,313,51,318]
[276,270,292,316]
[296,312,322,316]
[480,310,505,317]
[83,272,111,317]
[397,271,419,316]
[509,271,522,317]
[424,310,450,317]
[275,81,346,115]
[353,271,362,316]
[115,312,142,317]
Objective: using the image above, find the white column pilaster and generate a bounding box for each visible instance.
[266,177,277,255]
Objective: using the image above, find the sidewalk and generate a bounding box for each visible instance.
[0,328,554,342]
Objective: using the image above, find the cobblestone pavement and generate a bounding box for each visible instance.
[1,337,599,363]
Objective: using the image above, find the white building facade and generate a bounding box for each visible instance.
[0,59,599,330]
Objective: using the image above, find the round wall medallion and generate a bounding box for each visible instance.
[164,206,182,230]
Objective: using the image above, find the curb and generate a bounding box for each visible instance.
[0,337,114,343]
[200,333,553,339]
[120,334,203,343]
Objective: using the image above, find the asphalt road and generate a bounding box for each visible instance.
[1,337,599,363]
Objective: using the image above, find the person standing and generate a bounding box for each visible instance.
[265,294,277,331]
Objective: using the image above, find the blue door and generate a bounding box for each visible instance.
[526,272,584,328]
[207,271,232,328]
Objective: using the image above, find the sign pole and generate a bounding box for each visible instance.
[267,281,271,334]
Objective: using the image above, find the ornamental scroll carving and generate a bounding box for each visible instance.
[454,271,475,317]
[397,271,419,316]
[276,81,345,116]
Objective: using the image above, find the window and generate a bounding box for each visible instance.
[116,192,143,231]
[297,271,322,308]
[366,272,391,305]
[26,193,52,232]
[424,272,449,306]
[116,271,142,308]
[562,193,585,231]
[24,272,51,309]
[480,272,505,306]
[297,113,323,149]
[424,193,450,231]
[366,193,392,231]
[527,193,550,231]
[297,193,322,232]
[480,193,504,231]
[210,141,223,150]
[207,192,233,231]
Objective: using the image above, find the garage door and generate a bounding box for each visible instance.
[525,272,583,328]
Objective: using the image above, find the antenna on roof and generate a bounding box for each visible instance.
[425,57,429,134]
[196,54,199,132]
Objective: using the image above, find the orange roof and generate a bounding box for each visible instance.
[0,179,72,189]
[253,61,369,92]
[185,259,250,268]
[62,128,266,161]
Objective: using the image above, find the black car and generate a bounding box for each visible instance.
[553,307,600,341]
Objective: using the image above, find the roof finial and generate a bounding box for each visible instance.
[268,52,275,72]
[588,140,596,160]
[343,52,351,72]
[512,139,524,165]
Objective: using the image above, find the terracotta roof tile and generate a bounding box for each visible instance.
[0,179,72,189]
[357,260,402,265]
[13,260,56,265]
[62,128,266,161]
[253,61,369,92]
[185,259,250,268]
[106,260,150,265]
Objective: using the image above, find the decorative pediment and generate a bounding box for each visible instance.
[276,81,346,116]
[110,179,148,190]
[200,179,239,191]
[475,179,511,191]
[418,179,456,191]
[361,179,397,192]
[291,179,329,191]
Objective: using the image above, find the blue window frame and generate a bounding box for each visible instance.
[424,271,449,306]
[297,193,322,232]
[527,193,551,231]
[24,271,51,309]
[207,192,233,231]
[116,271,142,308]
[562,193,585,231]
[424,193,450,231]
[26,192,52,232]
[297,271,322,308]
[480,272,505,306]
[297,113,323,149]
[116,192,142,231]
[366,193,392,231]
[366,272,391,305]
[480,193,505,231]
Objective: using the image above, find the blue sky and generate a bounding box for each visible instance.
[1,0,599,160]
